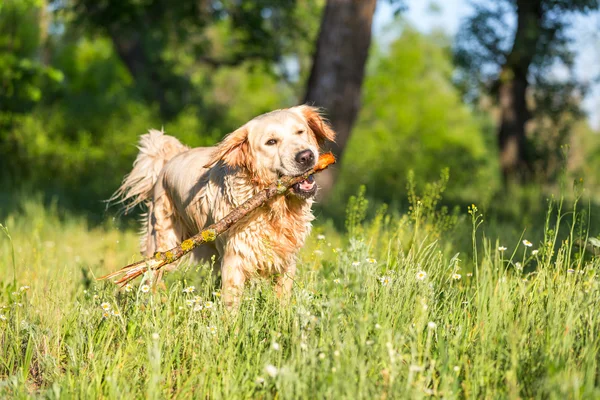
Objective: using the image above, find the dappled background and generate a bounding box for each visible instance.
[2,0,600,227]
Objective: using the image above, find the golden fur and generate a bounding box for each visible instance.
[113,105,336,307]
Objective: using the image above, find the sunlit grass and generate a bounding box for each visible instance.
[1,186,599,398]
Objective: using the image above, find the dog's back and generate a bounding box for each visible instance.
[110,130,189,213]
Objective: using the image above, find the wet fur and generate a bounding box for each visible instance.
[113,105,336,306]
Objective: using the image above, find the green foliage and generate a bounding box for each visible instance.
[453,0,600,181]
[334,27,497,210]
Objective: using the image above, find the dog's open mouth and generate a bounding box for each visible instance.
[291,174,317,199]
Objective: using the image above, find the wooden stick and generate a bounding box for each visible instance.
[99,152,336,286]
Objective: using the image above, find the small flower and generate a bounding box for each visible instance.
[193,295,202,303]
[531,249,539,255]
[183,286,195,294]
[351,261,361,267]
[212,291,221,298]
[498,246,507,252]
[427,321,437,329]
[264,364,278,377]
[124,284,133,292]
[19,286,30,292]
[567,269,575,274]
[111,309,121,317]
[316,234,326,241]
[333,350,340,357]
[102,312,110,319]
[93,294,99,300]
[366,258,377,264]
[523,240,533,247]
[255,377,265,385]
[453,366,460,372]
[378,276,392,286]
[416,270,427,281]
[313,250,324,256]
[100,302,111,311]
[333,278,341,284]
[271,342,281,351]
[515,262,522,270]
[375,323,381,329]
[0,314,6,321]
[186,299,195,307]
[452,273,462,280]
[140,285,150,293]
[466,272,473,277]
[208,325,217,335]
[193,304,203,312]
[318,352,326,360]
[204,301,214,309]
[151,332,159,340]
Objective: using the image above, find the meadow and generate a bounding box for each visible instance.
[1,184,599,399]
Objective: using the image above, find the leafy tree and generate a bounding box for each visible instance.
[0,0,64,180]
[333,27,494,212]
[454,0,599,183]
[64,0,320,120]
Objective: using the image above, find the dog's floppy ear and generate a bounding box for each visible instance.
[204,125,250,169]
[294,105,336,147]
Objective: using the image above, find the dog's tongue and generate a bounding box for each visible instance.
[298,175,315,191]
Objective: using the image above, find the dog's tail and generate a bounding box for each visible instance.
[110,129,189,213]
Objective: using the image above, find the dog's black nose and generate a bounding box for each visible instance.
[295,149,315,166]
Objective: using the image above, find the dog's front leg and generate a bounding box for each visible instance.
[220,254,246,310]
[275,262,297,301]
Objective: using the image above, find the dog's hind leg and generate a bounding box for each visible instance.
[144,192,185,285]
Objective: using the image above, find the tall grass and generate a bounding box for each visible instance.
[1,185,599,398]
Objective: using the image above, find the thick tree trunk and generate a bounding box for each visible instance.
[303,0,377,198]
[497,0,543,183]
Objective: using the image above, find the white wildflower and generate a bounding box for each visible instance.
[264,364,278,377]
[378,276,392,286]
[183,286,195,294]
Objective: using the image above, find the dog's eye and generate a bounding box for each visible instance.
[296,130,305,135]
[265,139,277,146]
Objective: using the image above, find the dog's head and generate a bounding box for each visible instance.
[204,105,336,199]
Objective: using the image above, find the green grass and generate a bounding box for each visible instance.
[1,188,599,399]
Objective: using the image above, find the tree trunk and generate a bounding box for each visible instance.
[497,0,543,183]
[303,0,377,198]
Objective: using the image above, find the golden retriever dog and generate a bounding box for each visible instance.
[113,105,336,307]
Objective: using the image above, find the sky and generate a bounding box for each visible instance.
[373,0,600,130]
